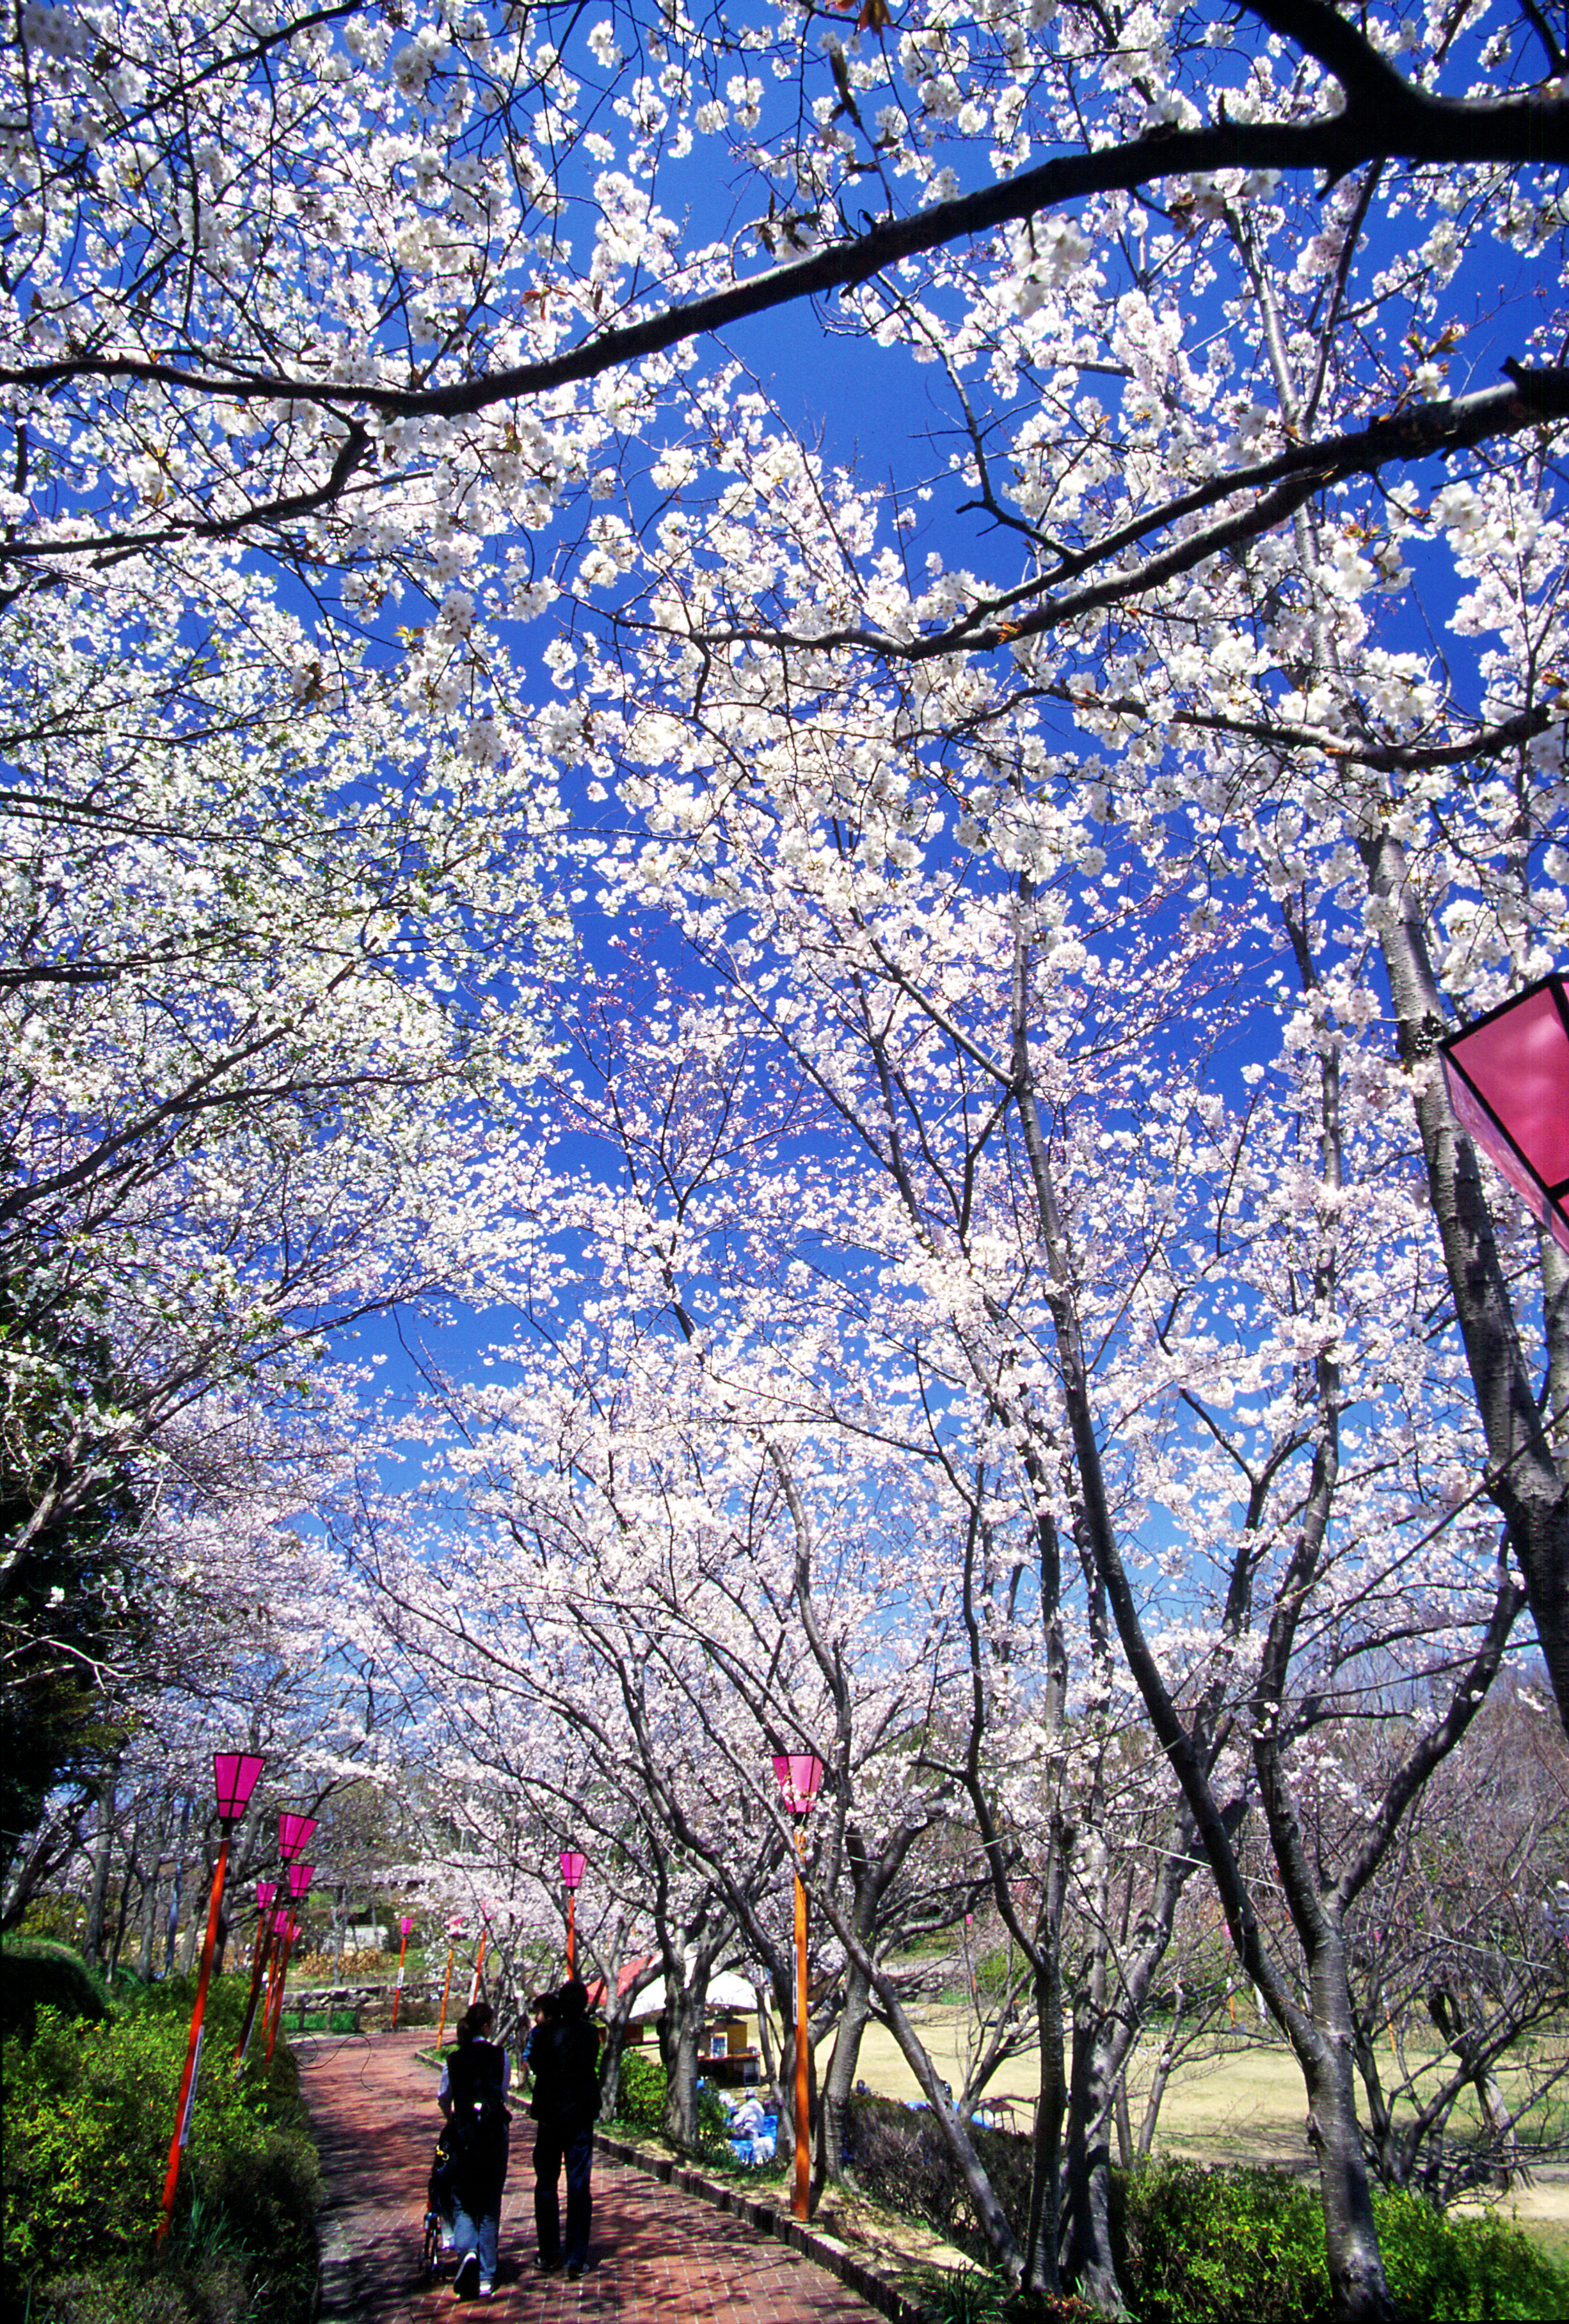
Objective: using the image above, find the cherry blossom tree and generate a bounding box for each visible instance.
[1,0,1561,592]
[4,5,1565,2318]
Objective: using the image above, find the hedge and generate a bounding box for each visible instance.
[3,1963,321,2324]
[840,2097,1569,2321]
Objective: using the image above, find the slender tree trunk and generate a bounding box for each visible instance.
[81,1759,120,1968]
[1364,830,1569,1737]
[108,1809,141,1978]
[1063,1821,1124,2312]
[1137,1991,1183,2158]
[138,1851,163,1981]
[166,1798,192,1974]
[1113,2075,1133,2171]
[1,1792,90,1931]
[177,1829,211,1977]
[753,1975,781,2108]
[1429,1987,1521,2190]
[1064,1811,1207,2307]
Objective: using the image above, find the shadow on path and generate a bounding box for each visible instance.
[298,2029,881,2322]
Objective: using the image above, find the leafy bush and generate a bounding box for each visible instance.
[694,2079,733,2158]
[614,2049,667,2134]
[1,1940,112,2043]
[912,2268,1096,2324]
[844,2094,1034,2263]
[1120,2159,1330,2324]
[841,2109,1569,2321]
[1120,2160,1569,2324]
[1375,2187,1569,2322]
[3,1971,320,2324]
[282,2007,358,2033]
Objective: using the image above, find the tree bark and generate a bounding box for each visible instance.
[1021,1857,1069,2298]
[660,1952,715,2151]
[1298,1919,1395,2324]
[80,1759,120,1968]
[819,1956,873,2182]
[1364,829,1569,1736]
[137,1849,164,1982]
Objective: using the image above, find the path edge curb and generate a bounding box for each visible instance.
[593,2130,934,2323]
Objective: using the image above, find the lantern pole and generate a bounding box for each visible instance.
[232,1881,277,2073]
[793,1828,810,2222]
[559,1848,586,1976]
[237,1811,317,2071]
[771,1753,825,2224]
[263,1861,314,2064]
[156,1750,264,2244]
[392,1916,414,2030]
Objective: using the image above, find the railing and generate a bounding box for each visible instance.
[277,1976,446,2030]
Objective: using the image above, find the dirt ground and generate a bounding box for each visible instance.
[808,2004,1569,2259]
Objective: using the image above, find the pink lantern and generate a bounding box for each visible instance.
[278,1812,318,1862]
[256,1881,276,1909]
[400,1915,414,1938]
[772,1753,825,1816]
[287,1860,315,1901]
[448,1915,466,1938]
[212,1753,266,1824]
[1440,971,1569,1256]
[559,1849,587,1891]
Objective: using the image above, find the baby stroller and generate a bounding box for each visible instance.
[420,2131,458,2282]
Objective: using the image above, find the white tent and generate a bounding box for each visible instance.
[625,1968,760,2021]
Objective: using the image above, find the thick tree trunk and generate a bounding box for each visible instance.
[1064,2005,1126,2312]
[599,1973,657,2121]
[1021,1854,1069,2296]
[776,2014,820,2188]
[819,1956,873,2181]
[660,1961,710,2149]
[1296,1923,1394,2324]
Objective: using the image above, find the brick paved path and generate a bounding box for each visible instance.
[298,2030,882,2322]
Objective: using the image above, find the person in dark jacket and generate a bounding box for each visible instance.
[529,1979,600,2279]
[438,2002,511,2300]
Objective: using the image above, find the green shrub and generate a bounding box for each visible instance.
[1375,2187,1569,2322]
[911,2269,1096,2324]
[694,2079,733,2158]
[282,2006,359,2032]
[3,1977,319,2324]
[30,2263,246,2323]
[1,1940,112,2043]
[614,2050,667,2133]
[843,2094,1034,2263]
[1121,2159,1331,2324]
[1120,2160,1569,2324]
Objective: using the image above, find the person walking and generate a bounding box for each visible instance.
[438,2002,511,2300]
[529,1979,600,2280]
